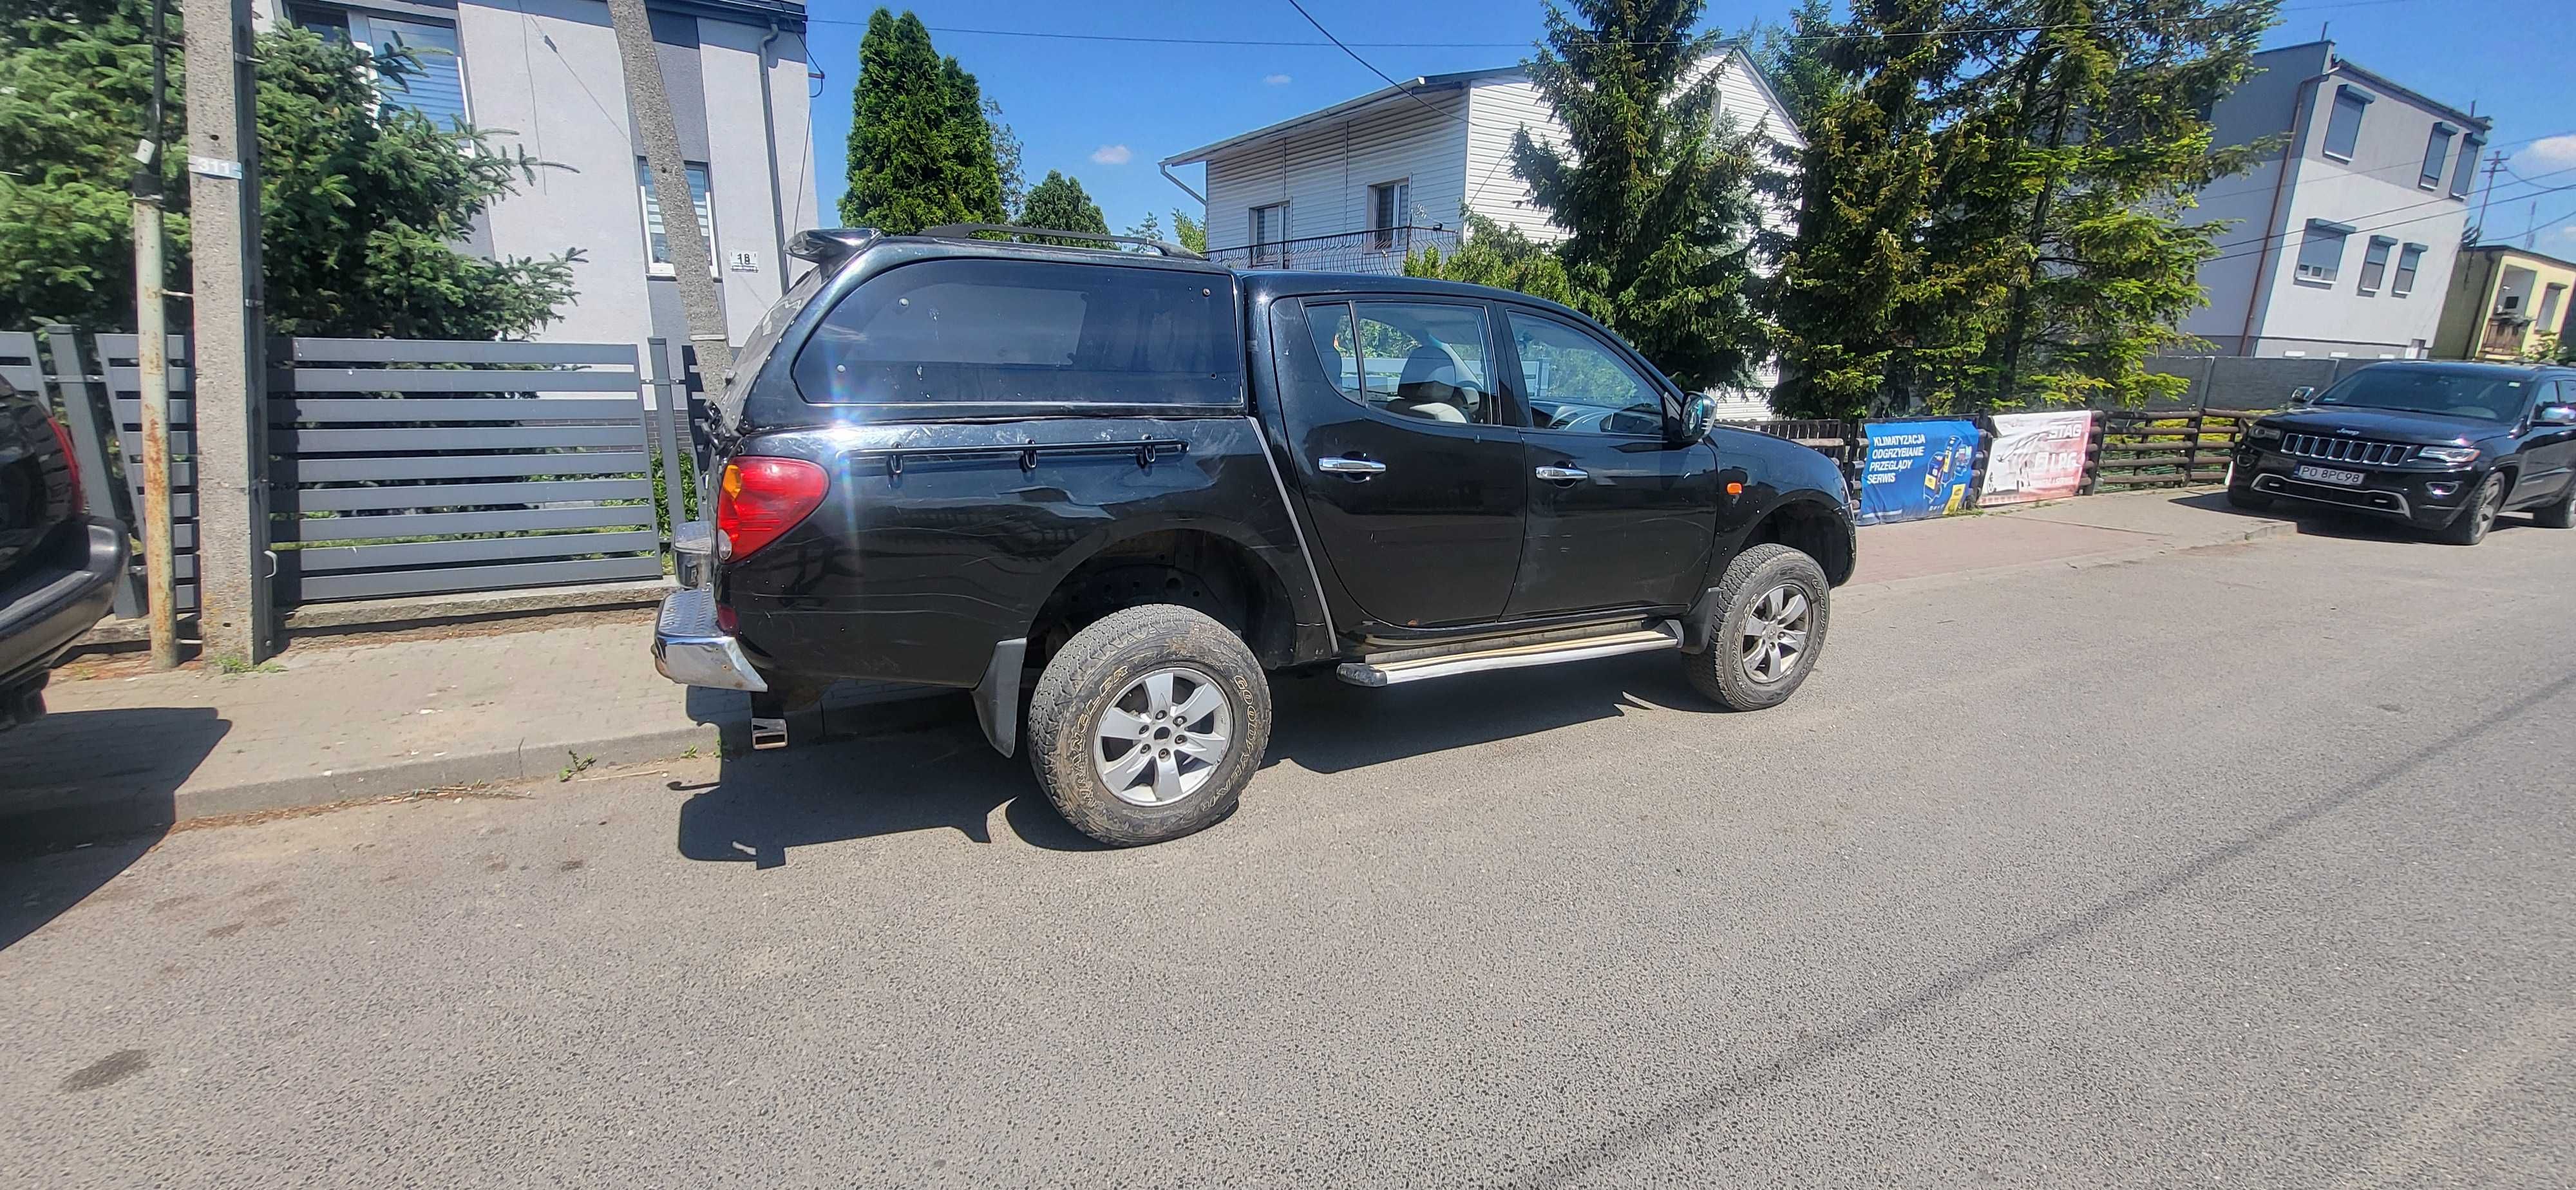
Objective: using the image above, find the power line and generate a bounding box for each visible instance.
[1279,0,1464,128]
[2195,162,2576,259]
[804,0,2430,49]
[2197,171,2576,269]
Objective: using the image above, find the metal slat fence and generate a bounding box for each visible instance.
[267,338,679,604]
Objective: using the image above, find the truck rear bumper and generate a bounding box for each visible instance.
[652,587,768,692]
[2,519,128,695]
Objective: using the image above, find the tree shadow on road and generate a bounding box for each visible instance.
[672,652,1716,868]
[0,705,229,951]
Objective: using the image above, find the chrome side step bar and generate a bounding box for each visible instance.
[1335,621,1682,687]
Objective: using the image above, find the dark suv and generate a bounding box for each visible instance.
[2229,361,2576,544]
[1,375,128,730]
[654,227,1855,844]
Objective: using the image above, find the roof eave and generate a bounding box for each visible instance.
[1160,68,1512,167]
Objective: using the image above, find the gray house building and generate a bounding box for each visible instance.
[2180,41,2490,360]
[256,0,819,350]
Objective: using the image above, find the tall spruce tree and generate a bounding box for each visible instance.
[1019,170,1108,246]
[839,10,1002,234]
[1745,0,1848,127]
[1510,0,1768,390]
[1769,0,2276,416]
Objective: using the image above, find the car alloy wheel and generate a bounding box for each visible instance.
[1739,583,1813,685]
[1092,666,1234,807]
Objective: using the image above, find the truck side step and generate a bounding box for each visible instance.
[1335,621,1682,687]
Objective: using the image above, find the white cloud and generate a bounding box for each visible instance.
[1264,73,1293,86]
[1090,144,1133,165]
[2517,134,2576,170]
[2548,223,2576,246]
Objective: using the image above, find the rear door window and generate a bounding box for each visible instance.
[1302,300,1498,425]
[792,258,1242,408]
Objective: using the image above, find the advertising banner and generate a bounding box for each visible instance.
[1857,419,1981,526]
[1979,410,2094,507]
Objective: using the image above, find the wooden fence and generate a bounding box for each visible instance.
[1730,408,2262,498]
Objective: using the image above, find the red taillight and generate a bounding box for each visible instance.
[715,456,828,560]
[46,413,83,517]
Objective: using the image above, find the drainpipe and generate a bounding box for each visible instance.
[757,20,789,280]
[2239,64,2336,355]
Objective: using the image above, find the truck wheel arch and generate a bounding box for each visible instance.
[1021,518,1320,670]
[1739,493,1856,587]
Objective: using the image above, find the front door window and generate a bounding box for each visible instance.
[1508,312,1666,436]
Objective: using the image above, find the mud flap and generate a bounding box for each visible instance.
[973,638,1028,757]
[1678,585,1723,654]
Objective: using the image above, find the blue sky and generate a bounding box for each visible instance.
[803,1,2576,254]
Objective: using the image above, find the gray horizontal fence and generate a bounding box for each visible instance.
[96,333,202,614]
[269,338,675,605]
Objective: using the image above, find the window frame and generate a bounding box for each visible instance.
[2450,136,2485,199]
[1368,178,1412,252]
[1500,305,1676,440]
[1249,202,1291,267]
[2356,236,2396,295]
[2295,220,2353,286]
[2420,122,2456,190]
[2535,283,2566,331]
[2322,86,2373,162]
[2391,243,2426,297]
[787,256,1247,414]
[1298,297,1505,428]
[293,5,471,129]
[638,160,717,278]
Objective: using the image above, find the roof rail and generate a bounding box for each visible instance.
[916,223,1208,261]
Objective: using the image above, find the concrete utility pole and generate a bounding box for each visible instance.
[603,0,735,385]
[182,0,271,665]
[133,0,178,669]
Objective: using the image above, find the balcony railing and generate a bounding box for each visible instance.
[1206,226,1462,276]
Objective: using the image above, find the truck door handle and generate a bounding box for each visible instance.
[1534,465,1588,482]
[1318,457,1387,475]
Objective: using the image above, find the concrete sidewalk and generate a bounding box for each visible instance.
[1,487,2290,838]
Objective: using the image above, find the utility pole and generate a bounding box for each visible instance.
[131,0,177,670]
[603,0,735,386]
[2476,151,2505,242]
[182,0,272,666]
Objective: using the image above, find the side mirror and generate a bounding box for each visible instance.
[2539,403,2576,426]
[1675,393,1719,442]
[2287,386,2317,408]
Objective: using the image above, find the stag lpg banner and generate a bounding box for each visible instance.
[1857,419,1980,526]
[1979,410,2094,507]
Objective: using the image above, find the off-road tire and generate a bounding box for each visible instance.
[1026,604,1271,846]
[2532,478,2576,529]
[2435,473,2506,545]
[1685,543,1831,712]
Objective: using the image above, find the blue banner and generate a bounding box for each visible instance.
[1857,419,1982,526]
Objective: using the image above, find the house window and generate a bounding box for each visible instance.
[2391,243,2426,296]
[638,160,715,276]
[2450,136,2484,198]
[2420,123,2455,189]
[2295,220,2351,284]
[1368,180,1411,252]
[2322,86,2372,160]
[2356,236,2396,294]
[297,8,469,129]
[2537,283,2566,331]
[1250,202,1289,267]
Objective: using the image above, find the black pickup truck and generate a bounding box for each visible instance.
[655,226,1855,844]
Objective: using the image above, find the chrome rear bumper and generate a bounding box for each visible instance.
[652,586,767,692]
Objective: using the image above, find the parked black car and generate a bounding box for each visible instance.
[2229,361,2576,545]
[655,226,1855,844]
[0,376,128,730]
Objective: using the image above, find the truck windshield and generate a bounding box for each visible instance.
[2312,368,2532,422]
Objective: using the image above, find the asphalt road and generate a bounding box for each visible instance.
[6,511,2573,1188]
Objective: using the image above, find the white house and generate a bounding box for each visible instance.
[258,0,820,351]
[1160,47,1803,274]
[2180,41,2490,360]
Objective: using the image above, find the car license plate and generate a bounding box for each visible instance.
[2295,464,2365,487]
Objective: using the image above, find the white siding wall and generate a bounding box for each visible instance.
[1200,89,1470,253]
[1462,50,1804,244]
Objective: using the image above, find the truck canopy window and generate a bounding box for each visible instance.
[793,258,1242,407]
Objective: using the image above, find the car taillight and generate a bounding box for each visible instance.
[46,413,82,516]
[715,456,828,561]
